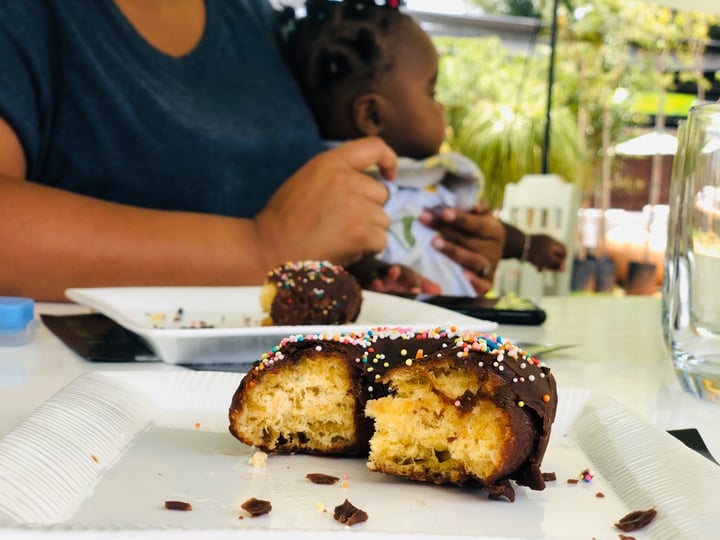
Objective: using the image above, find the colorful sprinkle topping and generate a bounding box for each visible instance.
[268,260,348,289]
[251,327,553,411]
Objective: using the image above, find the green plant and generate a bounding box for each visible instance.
[455,101,580,207]
[435,36,581,208]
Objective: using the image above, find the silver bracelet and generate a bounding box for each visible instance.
[520,234,531,262]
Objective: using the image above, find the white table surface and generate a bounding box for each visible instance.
[1,295,719,539]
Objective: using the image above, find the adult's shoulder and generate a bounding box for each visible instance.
[219,0,284,39]
[0,0,65,77]
[0,0,57,41]
[0,0,59,112]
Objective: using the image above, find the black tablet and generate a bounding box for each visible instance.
[421,294,547,325]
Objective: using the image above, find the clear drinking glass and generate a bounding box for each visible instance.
[663,103,720,402]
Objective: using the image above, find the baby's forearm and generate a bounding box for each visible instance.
[501,222,527,260]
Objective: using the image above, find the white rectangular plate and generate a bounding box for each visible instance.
[2,371,718,538]
[64,287,497,365]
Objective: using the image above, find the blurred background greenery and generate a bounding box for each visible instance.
[425,0,719,210]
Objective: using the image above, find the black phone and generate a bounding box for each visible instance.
[421,295,547,325]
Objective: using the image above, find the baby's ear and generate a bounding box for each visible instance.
[352,93,384,136]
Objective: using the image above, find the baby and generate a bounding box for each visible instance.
[281,0,485,295]
[281,0,565,296]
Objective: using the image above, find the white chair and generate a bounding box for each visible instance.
[494,174,580,298]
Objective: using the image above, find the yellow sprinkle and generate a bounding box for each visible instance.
[405,359,413,366]
[148,312,166,326]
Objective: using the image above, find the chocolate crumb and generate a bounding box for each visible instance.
[596,492,605,498]
[567,478,579,484]
[614,508,657,532]
[241,497,272,517]
[541,472,557,482]
[618,535,636,540]
[333,499,368,526]
[164,500,192,511]
[306,473,340,485]
[486,481,516,503]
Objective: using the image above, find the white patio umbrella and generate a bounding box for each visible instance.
[612,129,679,274]
[612,130,678,217]
[612,131,678,156]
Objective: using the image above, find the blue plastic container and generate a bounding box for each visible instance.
[0,297,37,346]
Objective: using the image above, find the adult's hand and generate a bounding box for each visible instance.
[255,137,397,269]
[418,204,505,295]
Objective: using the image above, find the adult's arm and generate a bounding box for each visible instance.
[0,118,396,301]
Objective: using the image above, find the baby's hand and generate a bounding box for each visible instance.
[368,263,442,296]
[527,234,567,272]
[346,257,441,297]
[423,204,449,218]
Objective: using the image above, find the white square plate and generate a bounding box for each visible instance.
[1,371,718,538]
[64,287,497,365]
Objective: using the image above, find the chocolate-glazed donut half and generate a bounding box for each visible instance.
[229,327,557,501]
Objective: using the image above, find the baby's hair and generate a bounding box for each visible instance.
[280,0,412,127]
